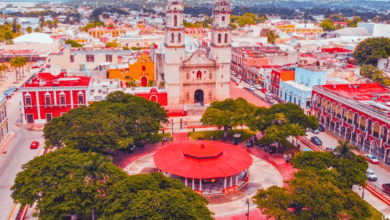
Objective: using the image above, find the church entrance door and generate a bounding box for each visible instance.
[194,89,204,105]
[141,76,148,87]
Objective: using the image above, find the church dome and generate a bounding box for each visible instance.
[13,33,54,45]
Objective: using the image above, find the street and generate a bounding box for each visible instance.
[0,91,44,220]
[305,131,390,190]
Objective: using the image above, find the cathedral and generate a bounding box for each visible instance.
[152,0,232,106]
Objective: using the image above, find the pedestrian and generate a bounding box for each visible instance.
[284,154,287,161]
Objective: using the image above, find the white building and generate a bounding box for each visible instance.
[358,22,390,38]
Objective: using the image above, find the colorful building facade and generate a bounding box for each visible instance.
[20,72,92,124]
[0,96,8,144]
[311,83,390,166]
[109,53,155,87]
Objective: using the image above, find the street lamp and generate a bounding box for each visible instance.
[246,198,250,220]
[171,119,174,141]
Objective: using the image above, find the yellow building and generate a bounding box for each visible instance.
[109,53,155,87]
[277,24,323,34]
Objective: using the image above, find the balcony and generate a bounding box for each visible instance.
[347,119,352,124]
[373,132,379,139]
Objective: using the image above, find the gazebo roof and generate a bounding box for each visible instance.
[153,141,253,179]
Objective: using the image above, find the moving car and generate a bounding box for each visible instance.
[318,125,325,132]
[30,141,40,149]
[310,136,322,146]
[364,154,380,164]
[254,85,262,90]
[366,169,378,181]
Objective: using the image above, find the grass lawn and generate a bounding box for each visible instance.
[369,202,385,220]
[188,129,257,141]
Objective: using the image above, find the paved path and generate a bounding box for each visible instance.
[230,81,270,108]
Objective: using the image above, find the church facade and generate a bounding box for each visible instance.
[152,0,232,105]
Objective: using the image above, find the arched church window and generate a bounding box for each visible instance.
[174,15,178,27]
[218,34,222,43]
[197,71,202,79]
[171,33,174,43]
[225,33,228,43]
[178,33,181,43]
[186,93,190,101]
[222,16,225,22]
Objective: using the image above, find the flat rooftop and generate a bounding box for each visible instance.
[23,72,91,88]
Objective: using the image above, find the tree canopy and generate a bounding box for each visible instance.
[11,148,127,220]
[100,172,213,220]
[44,91,168,152]
[105,40,119,48]
[201,98,258,138]
[266,30,278,45]
[65,39,83,48]
[353,37,390,66]
[254,151,371,220]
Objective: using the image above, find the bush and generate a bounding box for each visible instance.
[188,129,256,141]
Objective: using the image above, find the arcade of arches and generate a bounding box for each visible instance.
[313,93,390,166]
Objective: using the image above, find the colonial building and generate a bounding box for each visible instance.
[20,72,92,124]
[152,0,232,105]
[0,96,8,144]
[311,83,390,166]
[109,52,155,86]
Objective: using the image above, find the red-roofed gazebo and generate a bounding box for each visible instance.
[154,141,253,195]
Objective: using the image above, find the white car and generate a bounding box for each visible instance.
[249,86,256,91]
[366,169,378,181]
[254,85,262,90]
[237,75,243,79]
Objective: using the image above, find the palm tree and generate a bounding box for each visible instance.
[9,57,20,82]
[18,57,27,78]
[266,30,278,45]
[0,64,7,80]
[335,140,355,158]
[83,152,110,186]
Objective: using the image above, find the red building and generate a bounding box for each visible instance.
[20,72,92,124]
[270,69,295,95]
[312,83,390,166]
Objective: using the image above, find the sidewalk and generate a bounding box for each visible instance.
[0,66,36,94]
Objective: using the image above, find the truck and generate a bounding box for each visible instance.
[383,183,390,195]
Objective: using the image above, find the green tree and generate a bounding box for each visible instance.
[354,37,390,65]
[100,172,213,220]
[105,41,119,48]
[201,98,258,139]
[65,39,83,47]
[11,148,127,220]
[122,46,130,50]
[0,64,7,79]
[26,26,32,33]
[44,92,168,152]
[266,30,278,45]
[34,27,41,32]
[334,140,355,158]
[9,57,26,81]
[320,20,336,31]
[327,14,345,22]
[53,18,59,29]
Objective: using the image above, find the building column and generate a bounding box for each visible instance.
[36,91,41,120]
[185,177,187,187]
[230,176,233,187]
[70,90,74,109]
[199,178,202,191]
[236,174,239,185]
[192,178,195,190]
[224,177,227,189]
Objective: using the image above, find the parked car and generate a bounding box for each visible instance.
[30,141,40,149]
[249,86,256,91]
[366,169,378,181]
[364,154,380,164]
[313,129,319,134]
[325,146,335,152]
[383,183,390,195]
[310,136,322,146]
[318,125,325,132]
[237,75,243,79]
[254,85,262,90]
[125,143,136,153]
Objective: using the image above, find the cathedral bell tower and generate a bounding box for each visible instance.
[164,0,185,105]
[210,0,232,101]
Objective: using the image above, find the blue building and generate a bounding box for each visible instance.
[279,67,327,109]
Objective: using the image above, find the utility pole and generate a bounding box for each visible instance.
[171,119,174,141]
[246,199,250,220]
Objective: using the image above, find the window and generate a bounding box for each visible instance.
[70,55,74,63]
[222,16,225,22]
[45,94,51,106]
[106,55,112,62]
[186,73,190,80]
[218,34,222,43]
[60,94,66,105]
[197,71,202,79]
[225,33,228,43]
[25,94,31,106]
[209,72,212,79]
[174,15,178,27]
[86,55,94,62]
[178,33,181,43]
[78,94,84,104]
[171,33,174,43]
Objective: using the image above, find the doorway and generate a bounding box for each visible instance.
[27,114,34,123]
[46,113,52,122]
[194,89,204,105]
[141,76,148,87]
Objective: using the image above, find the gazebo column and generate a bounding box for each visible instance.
[199,178,202,191]
[236,175,239,185]
[185,177,187,187]
[224,177,227,189]
[230,176,233,187]
[192,178,195,190]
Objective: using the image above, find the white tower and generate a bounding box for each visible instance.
[209,0,232,100]
[164,0,185,105]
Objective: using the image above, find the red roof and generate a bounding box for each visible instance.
[153,141,253,179]
[24,72,91,88]
[322,83,390,102]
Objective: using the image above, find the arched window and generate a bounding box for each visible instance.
[209,72,212,79]
[225,33,228,43]
[222,16,225,22]
[174,15,178,27]
[197,71,202,79]
[178,33,181,43]
[218,34,221,43]
[186,73,190,80]
[171,33,174,43]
